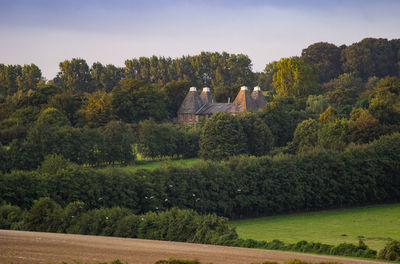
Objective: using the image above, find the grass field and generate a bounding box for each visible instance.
[101,157,201,172]
[230,203,400,251]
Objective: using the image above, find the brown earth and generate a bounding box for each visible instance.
[0,230,391,264]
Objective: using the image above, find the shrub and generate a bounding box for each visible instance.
[378,240,400,261]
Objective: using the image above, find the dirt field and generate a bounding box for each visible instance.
[0,230,391,264]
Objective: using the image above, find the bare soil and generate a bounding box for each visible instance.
[0,230,390,264]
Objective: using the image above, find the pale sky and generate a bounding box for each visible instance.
[0,0,399,79]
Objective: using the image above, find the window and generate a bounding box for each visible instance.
[189,114,192,120]
[180,114,184,120]
[195,115,199,122]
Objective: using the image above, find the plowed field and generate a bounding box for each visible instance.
[0,230,390,264]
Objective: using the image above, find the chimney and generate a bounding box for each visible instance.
[189,87,197,92]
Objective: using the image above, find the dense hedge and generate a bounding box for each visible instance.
[0,200,237,245]
[1,133,399,219]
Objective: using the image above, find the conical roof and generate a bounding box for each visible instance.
[200,87,214,105]
[251,86,267,109]
[178,87,204,114]
[228,86,258,114]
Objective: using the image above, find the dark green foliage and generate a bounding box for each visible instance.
[199,112,247,160]
[236,112,273,156]
[26,197,63,232]
[378,240,400,261]
[112,79,169,123]
[342,38,397,80]
[2,133,400,219]
[301,42,342,83]
[260,98,309,147]
[102,121,135,164]
[154,259,202,264]
[137,120,199,159]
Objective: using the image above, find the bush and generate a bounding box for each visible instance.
[378,240,400,261]
[154,258,202,264]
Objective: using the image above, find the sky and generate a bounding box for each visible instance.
[0,0,399,79]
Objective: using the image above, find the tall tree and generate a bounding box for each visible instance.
[342,38,397,80]
[16,64,42,93]
[199,112,247,160]
[301,42,342,83]
[56,58,93,93]
[112,79,168,123]
[273,57,319,97]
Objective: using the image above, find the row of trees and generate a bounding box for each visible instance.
[0,201,236,245]
[1,133,399,218]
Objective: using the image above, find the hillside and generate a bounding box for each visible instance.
[230,204,400,250]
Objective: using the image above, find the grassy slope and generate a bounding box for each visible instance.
[101,158,201,172]
[230,203,400,251]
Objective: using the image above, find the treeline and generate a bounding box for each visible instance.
[1,133,399,218]
[0,202,236,245]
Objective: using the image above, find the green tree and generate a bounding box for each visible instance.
[161,80,190,117]
[325,73,363,106]
[342,38,397,80]
[16,64,42,93]
[236,112,273,156]
[102,121,135,164]
[56,58,93,93]
[368,76,400,125]
[301,42,342,83]
[199,112,247,160]
[112,79,168,123]
[78,90,115,127]
[273,57,319,97]
[290,118,319,153]
[26,197,63,232]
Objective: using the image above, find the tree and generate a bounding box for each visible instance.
[137,119,178,159]
[26,197,63,232]
[78,90,115,127]
[91,62,123,92]
[199,112,247,160]
[16,64,42,93]
[342,38,397,80]
[273,57,319,97]
[290,118,319,153]
[236,112,273,156]
[325,73,363,106]
[26,107,71,158]
[102,121,135,164]
[306,95,330,114]
[112,79,168,123]
[161,80,190,117]
[56,58,93,93]
[367,76,400,125]
[301,42,342,83]
[0,64,22,97]
[349,108,381,144]
[259,97,307,147]
[48,91,82,126]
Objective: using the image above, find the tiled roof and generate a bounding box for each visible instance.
[178,91,203,114]
[228,89,258,114]
[200,91,214,105]
[251,90,267,109]
[197,103,232,114]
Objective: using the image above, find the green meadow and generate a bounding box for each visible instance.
[100,157,201,172]
[230,203,400,250]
